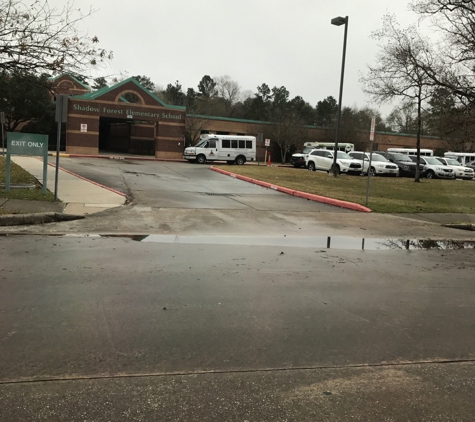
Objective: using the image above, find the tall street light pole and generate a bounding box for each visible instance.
[331,15,349,177]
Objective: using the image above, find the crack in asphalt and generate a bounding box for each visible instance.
[2,358,475,385]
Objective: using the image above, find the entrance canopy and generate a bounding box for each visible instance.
[52,75,186,159]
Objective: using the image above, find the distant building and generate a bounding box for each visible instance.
[50,75,446,159]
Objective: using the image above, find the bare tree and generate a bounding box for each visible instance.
[215,75,241,115]
[0,0,112,74]
[410,0,475,101]
[184,109,209,147]
[360,15,437,181]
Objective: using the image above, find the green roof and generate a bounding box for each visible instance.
[73,77,185,110]
[49,74,92,91]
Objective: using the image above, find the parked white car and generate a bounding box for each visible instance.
[291,147,317,168]
[348,151,399,176]
[408,156,455,179]
[434,157,474,180]
[305,149,362,175]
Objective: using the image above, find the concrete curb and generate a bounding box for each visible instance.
[210,166,372,213]
[0,212,85,227]
[49,152,186,163]
[44,160,128,198]
[443,223,475,231]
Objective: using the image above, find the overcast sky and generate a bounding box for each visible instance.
[56,0,419,117]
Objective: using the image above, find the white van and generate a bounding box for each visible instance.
[184,134,256,165]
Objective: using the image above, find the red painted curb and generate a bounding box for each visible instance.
[210,166,372,213]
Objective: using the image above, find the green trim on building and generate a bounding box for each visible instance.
[188,114,441,142]
[375,130,440,140]
[72,77,186,111]
[188,114,273,125]
[49,74,92,91]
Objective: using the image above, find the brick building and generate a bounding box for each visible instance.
[51,75,445,160]
[52,75,186,159]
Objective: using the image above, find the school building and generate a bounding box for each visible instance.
[52,74,445,160]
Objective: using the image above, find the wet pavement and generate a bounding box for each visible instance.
[2,362,475,421]
[1,157,475,420]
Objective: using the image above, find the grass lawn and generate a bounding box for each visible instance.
[0,156,55,210]
[215,164,475,213]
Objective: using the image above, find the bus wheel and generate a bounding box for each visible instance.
[235,156,246,165]
[196,155,206,164]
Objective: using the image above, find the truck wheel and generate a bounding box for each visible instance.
[235,156,246,165]
[196,155,206,164]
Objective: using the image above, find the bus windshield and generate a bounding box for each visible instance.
[194,140,207,147]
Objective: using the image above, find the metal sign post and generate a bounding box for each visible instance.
[264,138,270,165]
[54,95,68,200]
[365,117,376,206]
[257,133,263,165]
[0,112,5,156]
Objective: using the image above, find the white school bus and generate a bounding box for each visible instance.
[444,151,475,166]
[387,148,433,156]
[303,142,354,153]
[184,134,256,165]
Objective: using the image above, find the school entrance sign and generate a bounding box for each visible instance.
[5,132,48,195]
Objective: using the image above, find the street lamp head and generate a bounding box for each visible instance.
[331,16,347,26]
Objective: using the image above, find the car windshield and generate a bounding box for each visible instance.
[424,157,444,165]
[368,154,388,162]
[391,153,412,162]
[336,151,352,159]
[446,158,460,166]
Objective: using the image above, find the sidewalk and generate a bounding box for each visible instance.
[6,156,126,216]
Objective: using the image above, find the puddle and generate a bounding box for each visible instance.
[100,235,475,251]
